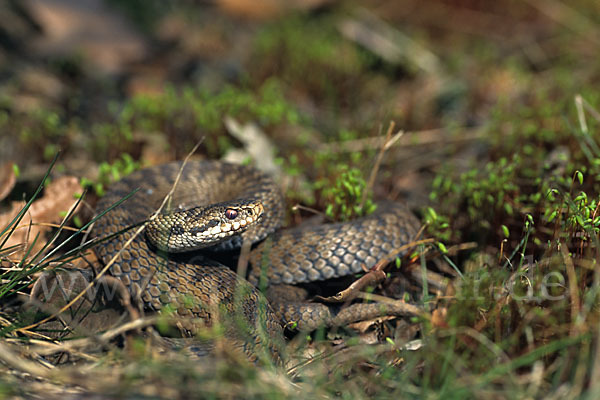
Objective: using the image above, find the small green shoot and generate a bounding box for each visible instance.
[318,166,377,221]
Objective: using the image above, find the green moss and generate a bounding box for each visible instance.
[1,79,299,165]
[427,91,600,246]
[251,15,378,106]
[315,165,376,222]
[12,108,73,161]
[544,173,600,242]
[80,153,141,196]
[93,79,299,159]
[428,154,523,238]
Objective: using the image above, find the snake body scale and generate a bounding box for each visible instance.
[93,160,420,359]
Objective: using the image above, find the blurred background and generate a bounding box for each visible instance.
[1,1,600,396]
[1,0,600,264]
[1,0,597,189]
[2,0,599,256]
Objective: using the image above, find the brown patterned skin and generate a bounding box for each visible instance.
[249,201,420,330]
[93,160,420,358]
[249,202,418,285]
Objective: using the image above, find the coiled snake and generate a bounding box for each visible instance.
[93,160,420,359]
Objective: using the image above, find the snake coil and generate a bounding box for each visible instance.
[93,160,420,360]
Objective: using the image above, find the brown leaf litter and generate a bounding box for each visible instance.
[0,175,82,261]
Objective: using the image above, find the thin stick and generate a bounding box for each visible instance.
[29,316,160,356]
[560,244,581,334]
[524,0,600,46]
[6,222,82,234]
[6,338,99,362]
[0,341,51,378]
[360,121,404,211]
[291,204,334,222]
[355,292,424,316]
[316,126,483,154]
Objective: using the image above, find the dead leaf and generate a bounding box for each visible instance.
[431,307,449,329]
[25,0,148,74]
[349,316,396,333]
[0,176,82,261]
[0,162,16,202]
[222,116,312,199]
[222,116,280,177]
[350,316,396,345]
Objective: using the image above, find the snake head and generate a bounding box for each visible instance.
[146,199,264,252]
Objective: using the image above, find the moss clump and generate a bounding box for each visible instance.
[0,80,299,165]
[91,79,299,160]
[80,153,141,196]
[250,15,378,107]
[316,165,377,222]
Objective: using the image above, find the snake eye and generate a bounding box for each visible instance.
[225,208,238,220]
